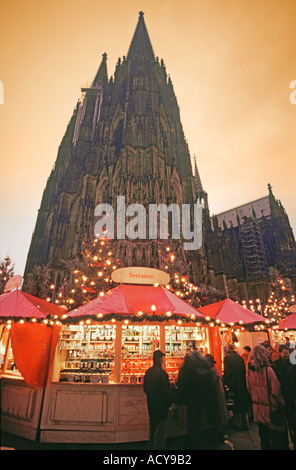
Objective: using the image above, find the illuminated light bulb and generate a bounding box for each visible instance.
[79,321,84,326]
[151,305,156,312]
[205,316,211,321]
[177,320,182,325]
[86,319,91,324]
[137,311,143,316]
[94,256,98,261]
[111,318,116,323]
[166,311,172,317]
[124,320,129,324]
[97,313,103,318]
[50,284,55,290]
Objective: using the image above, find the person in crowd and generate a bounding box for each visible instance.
[286,364,296,450]
[143,349,171,450]
[177,350,217,449]
[273,344,292,406]
[205,353,228,444]
[241,346,251,369]
[261,341,274,365]
[247,344,289,450]
[223,343,250,430]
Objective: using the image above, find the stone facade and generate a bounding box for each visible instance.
[24,13,296,299]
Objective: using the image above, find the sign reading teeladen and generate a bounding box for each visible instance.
[111,267,170,285]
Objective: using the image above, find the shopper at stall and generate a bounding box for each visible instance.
[223,343,250,430]
[247,344,289,450]
[272,345,292,405]
[205,353,228,444]
[261,341,274,365]
[176,350,216,449]
[241,346,251,369]
[143,349,171,450]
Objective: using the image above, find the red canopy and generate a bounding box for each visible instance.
[67,284,205,321]
[196,298,266,325]
[278,313,296,330]
[0,289,65,321]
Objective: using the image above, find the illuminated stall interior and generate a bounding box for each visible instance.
[54,322,209,384]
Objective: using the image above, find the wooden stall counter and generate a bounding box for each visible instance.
[39,381,186,443]
[0,374,45,441]
[1,375,186,444]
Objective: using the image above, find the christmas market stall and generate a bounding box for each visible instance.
[28,267,209,444]
[196,297,270,371]
[0,281,64,441]
[270,306,296,349]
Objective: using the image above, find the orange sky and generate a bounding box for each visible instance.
[0,0,296,276]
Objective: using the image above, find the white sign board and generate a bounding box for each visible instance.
[111,267,170,285]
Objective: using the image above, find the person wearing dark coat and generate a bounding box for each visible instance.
[223,343,250,430]
[176,350,217,449]
[272,345,292,406]
[143,349,171,450]
[286,364,296,450]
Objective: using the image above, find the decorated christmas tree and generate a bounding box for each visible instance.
[56,237,121,308]
[157,241,235,307]
[0,256,15,294]
[263,270,296,320]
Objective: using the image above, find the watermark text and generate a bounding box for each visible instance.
[94,196,203,250]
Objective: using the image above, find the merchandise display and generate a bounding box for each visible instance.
[57,323,209,383]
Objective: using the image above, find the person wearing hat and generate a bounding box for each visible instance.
[143,349,171,449]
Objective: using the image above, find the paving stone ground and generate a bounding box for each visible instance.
[0,423,263,451]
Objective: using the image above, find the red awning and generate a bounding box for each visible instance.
[278,313,296,330]
[196,298,266,325]
[0,289,65,321]
[67,284,204,320]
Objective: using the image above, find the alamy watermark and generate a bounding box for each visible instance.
[290,80,296,104]
[290,349,296,365]
[94,196,203,250]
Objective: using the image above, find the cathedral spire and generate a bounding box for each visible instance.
[127,12,155,60]
[194,155,204,193]
[92,52,108,87]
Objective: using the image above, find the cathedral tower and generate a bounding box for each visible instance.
[24,13,202,284]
